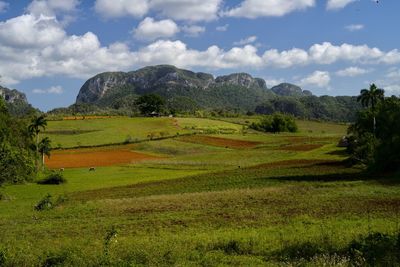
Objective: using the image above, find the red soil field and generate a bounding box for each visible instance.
[178,135,262,149]
[46,148,161,169]
[275,144,324,151]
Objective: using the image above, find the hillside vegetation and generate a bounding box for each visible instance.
[47,65,362,122]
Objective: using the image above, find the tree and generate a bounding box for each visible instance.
[28,115,47,170]
[0,96,35,185]
[136,94,165,115]
[38,137,52,171]
[357,84,385,133]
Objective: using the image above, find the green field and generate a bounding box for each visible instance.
[1,117,399,266]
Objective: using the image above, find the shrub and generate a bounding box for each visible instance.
[250,113,298,133]
[37,173,66,185]
[34,194,54,211]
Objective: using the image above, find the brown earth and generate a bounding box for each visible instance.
[178,135,262,149]
[46,147,161,169]
[274,143,324,151]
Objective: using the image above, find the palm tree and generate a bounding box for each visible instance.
[38,137,51,171]
[357,83,385,133]
[28,115,47,170]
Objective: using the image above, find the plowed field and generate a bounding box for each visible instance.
[178,135,262,149]
[46,148,161,169]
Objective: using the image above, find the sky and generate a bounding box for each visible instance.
[0,0,399,111]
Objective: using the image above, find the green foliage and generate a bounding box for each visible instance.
[34,194,54,211]
[348,93,400,170]
[348,232,400,266]
[34,193,67,211]
[0,97,36,185]
[37,173,66,185]
[255,95,361,122]
[42,250,70,267]
[250,113,298,133]
[136,94,165,115]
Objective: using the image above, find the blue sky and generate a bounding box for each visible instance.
[0,0,399,111]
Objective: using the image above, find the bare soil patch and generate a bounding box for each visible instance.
[178,135,262,149]
[46,147,161,169]
[275,144,324,151]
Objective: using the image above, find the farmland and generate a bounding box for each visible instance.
[1,116,399,266]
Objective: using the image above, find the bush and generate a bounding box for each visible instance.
[37,173,66,185]
[250,113,298,133]
[34,193,67,211]
[34,194,54,211]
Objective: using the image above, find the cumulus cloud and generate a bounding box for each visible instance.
[150,0,222,22]
[27,0,79,16]
[0,14,136,85]
[336,66,370,77]
[95,0,221,21]
[264,78,284,87]
[1,10,400,87]
[233,35,257,46]
[181,25,205,37]
[327,0,357,10]
[94,0,149,18]
[0,1,9,13]
[134,17,179,41]
[299,71,331,87]
[135,40,263,69]
[33,85,63,94]
[345,24,364,32]
[224,0,315,18]
[216,24,229,32]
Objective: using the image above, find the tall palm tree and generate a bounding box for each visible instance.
[28,115,47,170]
[38,137,51,171]
[357,83,385,133]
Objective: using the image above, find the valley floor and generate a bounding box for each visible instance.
[0,117,399,266]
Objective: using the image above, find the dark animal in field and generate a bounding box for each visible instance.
[89,167,96,171]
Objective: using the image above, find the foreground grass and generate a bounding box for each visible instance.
[1,117,399,266]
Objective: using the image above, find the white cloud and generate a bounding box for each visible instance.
[264,78,284,87]
[263,48,309,68]
[135,40,263,69]
[345,24,364,31]
[94,0,222,21]
[0,1,9,13]
[27,0,79,16]
[0,14,136,85]
[0,14,66,48]
[33,85,63,94]
[327,0,357,10]
[336,66,370,77]
[134,17,179,41]
[181,25,205,37]
[224,0,315,18]
[95,0,149,18]
[150,0,222,22]
[299,71,331,87]
[216,24,229,32]
[233,35,257,46]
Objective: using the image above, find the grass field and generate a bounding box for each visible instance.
[1,116,399,266]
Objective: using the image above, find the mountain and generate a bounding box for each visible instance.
[271,83,313,97]
[0,85,35,116]
[76,65,274,111]
[0,86,28,103]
